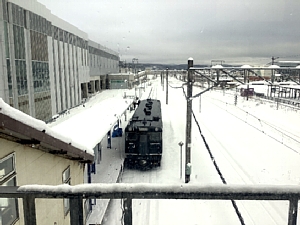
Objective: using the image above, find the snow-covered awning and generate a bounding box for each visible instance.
[0,98,94,163]
[50,96,133,150]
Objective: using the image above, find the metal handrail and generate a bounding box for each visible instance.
[1,184,299,225]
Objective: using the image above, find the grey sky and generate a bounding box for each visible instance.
[37,0,300,65]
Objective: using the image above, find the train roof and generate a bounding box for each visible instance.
[128,99,162,129]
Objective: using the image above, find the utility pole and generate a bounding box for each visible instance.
[271,56,279,83]
[166,68,169,104]
[185,58,193,183]
[132,58,138,75]
[162,71,164,91]
[271,56,279,65]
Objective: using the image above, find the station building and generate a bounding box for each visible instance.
[0,0,120,122]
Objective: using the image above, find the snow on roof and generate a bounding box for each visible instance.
[268,65,280,69]
[241,65,252,68]
[0,98,45,130]
[211,64,224,69]
[0,98,94,157]
[50,91,134,150]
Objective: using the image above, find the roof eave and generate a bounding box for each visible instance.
[0,113,94,163]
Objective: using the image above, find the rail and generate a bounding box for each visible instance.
[1,184,299,225]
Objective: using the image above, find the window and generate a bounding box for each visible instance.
[0,153,19,225]
[126,132,138,141]
[149,132,161,142]
[62,166,70,215]
[94,142,101,164]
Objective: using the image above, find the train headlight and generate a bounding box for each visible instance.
[155,127,159,131]
[139,160,147,166]
[128,127,132,131]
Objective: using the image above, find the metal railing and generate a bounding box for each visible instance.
[1,184,300,225]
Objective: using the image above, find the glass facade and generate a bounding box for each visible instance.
[28,11,52,121]
[13,25,25,60]
[3,2,12,98]
[1,0,119,121]
[13,25,27,96]
[15,60,27,95]
[32,61,50,93]
[29,16,50,94]
[11,4,28,98]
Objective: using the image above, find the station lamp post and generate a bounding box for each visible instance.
[178,141,184,179]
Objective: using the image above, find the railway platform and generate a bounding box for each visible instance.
[86,135,125,224]
[86,103,133,225]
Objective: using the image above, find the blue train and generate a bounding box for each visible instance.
[124,99,163,169]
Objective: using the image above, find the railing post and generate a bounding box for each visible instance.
[70,196,84,225]
[23,195,37,225]
[124,197,133,225]
[288,198,298,225]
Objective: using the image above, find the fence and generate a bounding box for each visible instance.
[1,183,300,225]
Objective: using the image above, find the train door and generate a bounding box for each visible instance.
[139,134,148,155]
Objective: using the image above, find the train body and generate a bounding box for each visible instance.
[124,99,163,169]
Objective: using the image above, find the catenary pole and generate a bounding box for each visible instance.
[166,68,169,104]
[185,58,193,183]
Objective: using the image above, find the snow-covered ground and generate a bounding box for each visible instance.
[101,76,300,225]
[44,75,300,224]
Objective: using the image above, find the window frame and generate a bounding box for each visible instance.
[62,166,71,216]
[0,153,16,183]
[0,153,19,225]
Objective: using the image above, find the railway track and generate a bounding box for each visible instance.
[191,92,293,224]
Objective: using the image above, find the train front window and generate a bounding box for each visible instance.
[126,132,138,141]
[149,132,161,141]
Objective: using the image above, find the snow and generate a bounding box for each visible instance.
[13,76,300,224]
[268,65,281,69]
[101,77,300,225]
[49,91,135,150]
[241,65,252,68]
[0,98,45,130]
[18,183,300,197]
[212,65,224,69]
[0,98,93,155]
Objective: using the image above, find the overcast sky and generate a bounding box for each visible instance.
[37,0,300,65]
